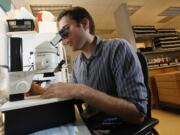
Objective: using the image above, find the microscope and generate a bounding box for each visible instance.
[32,26,69,88]
[7,25,69,101]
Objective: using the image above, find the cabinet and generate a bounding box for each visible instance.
[149,65,180,107]
[154,71,180,106]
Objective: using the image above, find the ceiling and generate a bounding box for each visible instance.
[11,0,180,39]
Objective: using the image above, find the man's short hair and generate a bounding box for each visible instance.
[57,6,95,34]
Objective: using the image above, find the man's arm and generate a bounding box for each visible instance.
[41,82,145,124]
[78,84,145,124]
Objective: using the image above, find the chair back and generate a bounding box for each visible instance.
[136,52,151,120]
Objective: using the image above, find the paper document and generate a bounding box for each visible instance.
[29,124,80,135]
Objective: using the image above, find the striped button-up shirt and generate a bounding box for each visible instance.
[72,37,147,120]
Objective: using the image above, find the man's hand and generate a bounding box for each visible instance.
[26,82,46,96]
[40,82,81,99]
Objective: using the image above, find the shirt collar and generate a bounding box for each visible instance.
[80,36,102,61]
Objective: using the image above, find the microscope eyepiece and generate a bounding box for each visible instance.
[59,25,69,39]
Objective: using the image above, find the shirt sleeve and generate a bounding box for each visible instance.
[110,39,148,115]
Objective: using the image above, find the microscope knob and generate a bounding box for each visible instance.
[16,81,28,92]
[41,59,49,68]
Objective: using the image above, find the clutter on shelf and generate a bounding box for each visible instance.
[7,19,35,32]
[153,34,180,49]
[132,25,157,35]
[6,7,35,32]
[133,25,180,68]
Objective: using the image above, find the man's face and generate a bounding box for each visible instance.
[59,16,87,51]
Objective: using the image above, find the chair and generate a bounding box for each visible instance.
[124,52,159,135]
[76,52,159,135]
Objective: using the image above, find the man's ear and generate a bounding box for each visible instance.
[81,18,89,31]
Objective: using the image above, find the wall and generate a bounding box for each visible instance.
[0,7,8,91]
[0,7,8,66]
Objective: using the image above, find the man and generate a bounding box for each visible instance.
[41,6,147,131]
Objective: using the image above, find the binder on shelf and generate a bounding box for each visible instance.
[8,37,23,71]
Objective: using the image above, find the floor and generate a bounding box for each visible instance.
[152,108,180,135]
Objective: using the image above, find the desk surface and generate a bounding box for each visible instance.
[0,96,70,112]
